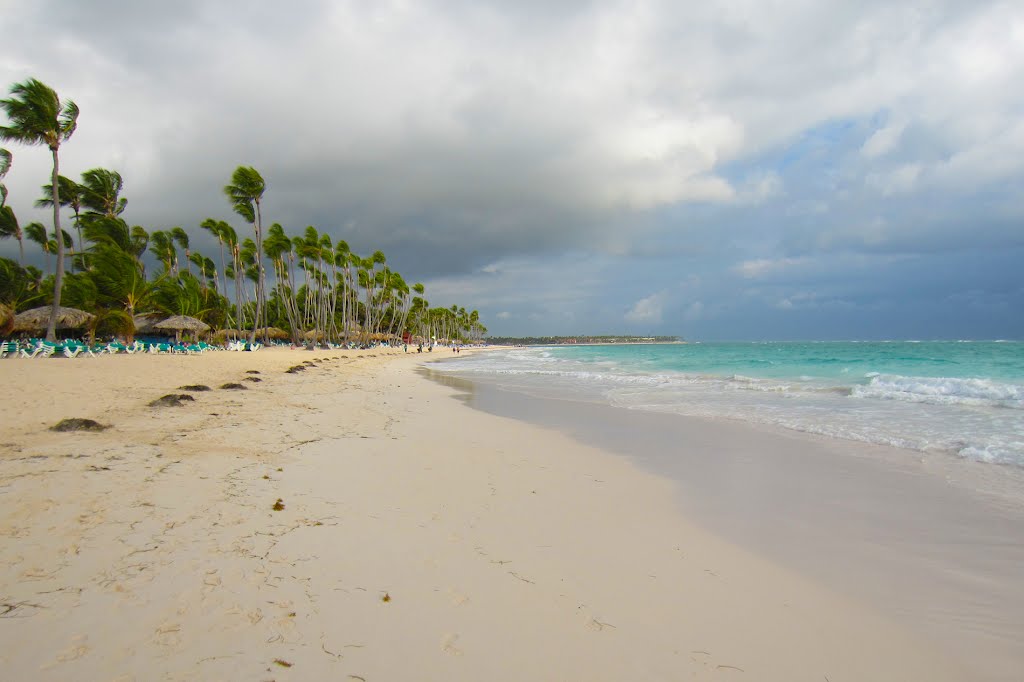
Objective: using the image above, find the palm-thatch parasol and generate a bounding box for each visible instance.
[0,302,13,336]
[212,328,244,342]
[257,326,289,340]
[303,329,326,341]
[13,305,95,333]
[155,315,211,342]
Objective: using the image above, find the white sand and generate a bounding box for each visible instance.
[0,348,967,680]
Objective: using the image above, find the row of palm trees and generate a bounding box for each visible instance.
[0,78,486,346]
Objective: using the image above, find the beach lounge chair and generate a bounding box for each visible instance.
[35,341,58,359]
[20,342,44,359]
[0,341,13,358]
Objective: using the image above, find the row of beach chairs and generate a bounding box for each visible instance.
[0,339,263,358]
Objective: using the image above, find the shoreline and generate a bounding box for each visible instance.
[1,349,969,680]
[423,357,1024,680]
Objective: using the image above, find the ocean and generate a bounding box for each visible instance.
[438,341,1024,468]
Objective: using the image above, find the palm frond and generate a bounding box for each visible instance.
[0,205,20,240]
[0,79,73,149]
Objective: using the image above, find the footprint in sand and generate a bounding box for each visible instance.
[440,633,462,656]
[203,569,222,589]
[447,589,470,606]
[153,622,182,647]
[41,634,89,668]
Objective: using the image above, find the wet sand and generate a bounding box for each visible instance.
[429,365,1024,681]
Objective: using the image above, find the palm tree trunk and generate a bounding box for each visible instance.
[46,147,64,342]
[248,200,264,346]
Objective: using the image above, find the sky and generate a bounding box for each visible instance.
[1,0,1022,340]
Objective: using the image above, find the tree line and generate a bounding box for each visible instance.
[0,78,486,345]
[486,335,682,345]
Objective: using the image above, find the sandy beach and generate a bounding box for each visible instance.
[0,348,969,681]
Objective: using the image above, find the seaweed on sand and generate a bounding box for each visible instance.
[51,418,109,432]
[148,394,196,407]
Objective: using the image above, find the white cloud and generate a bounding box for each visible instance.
[866,163,923,195]
[625,291,666,324]
[733,257,811,279]
[861,121,906,159]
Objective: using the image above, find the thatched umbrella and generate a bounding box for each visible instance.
[155,315,210,342]
[13,306,95,334]
[258,326,289,340]
[213,328,244,343]
[0,303,13,336]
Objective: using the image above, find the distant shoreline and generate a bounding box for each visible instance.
[486,335,683,345]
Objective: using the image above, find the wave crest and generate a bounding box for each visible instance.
[852,375,1024,409]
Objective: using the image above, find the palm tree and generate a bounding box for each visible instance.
[148,230,176,273]
[0,78,79,340]
[88,240,161,320]
[79,168,126,219]
[0,256,42,312]
[37,175,85,258]
[24,221,50,273]
[0,148,10,208]
[0,205,22,264]
[170,226,190,275]
[223,166,266,345]
[264,222,300,342]
[0,148,19,266]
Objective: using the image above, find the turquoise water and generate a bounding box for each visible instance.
[440,341,1024,466]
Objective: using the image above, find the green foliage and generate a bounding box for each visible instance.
[0,256,41,308]
[0,78,78,150]
[224,166,265,222]
[92,308,134,339]
[79,168,126,218]
[60,271,99,310]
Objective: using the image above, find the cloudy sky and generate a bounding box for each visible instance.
[2,0,1022,339]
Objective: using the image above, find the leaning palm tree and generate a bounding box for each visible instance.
[0,204,22,264]
[0,148,10,208]
[37,175,85,257]
[148,230,176,273]
[223,166,266,345]
[0,78,79,340]
[24,221,50,274]
[170,226,190,275]
[79,167,127,219]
